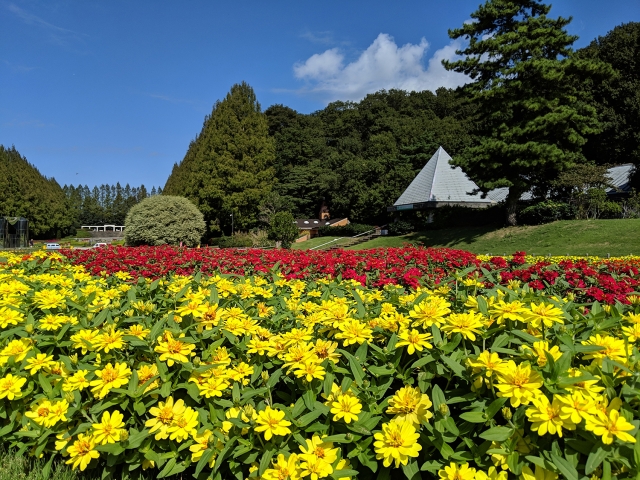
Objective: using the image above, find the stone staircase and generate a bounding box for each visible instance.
[324,233,379,251]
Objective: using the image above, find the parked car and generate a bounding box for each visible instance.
[92,243,108,248]
[45,243,61,250]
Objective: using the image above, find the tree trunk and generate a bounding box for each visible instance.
[505,188,520,226]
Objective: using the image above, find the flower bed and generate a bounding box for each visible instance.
[1,251,640,479]
[62,246,640,304]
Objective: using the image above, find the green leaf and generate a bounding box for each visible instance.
[259,448,275,475]
[479,426,512,442]
[459,412,486,423]
[126,428,149,449]
[402,460,421,480]
[266,368,282,388]
[431,385,446,411]
[551,453,579,480]
[585,445,610,475]
[485,397,508,420]
[195,449,215,477]
[38,373,53,397]
[331,469,360,479]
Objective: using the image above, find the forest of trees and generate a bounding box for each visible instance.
[0,143,160,238]
[164,19,639,234]
[62,184,162,227]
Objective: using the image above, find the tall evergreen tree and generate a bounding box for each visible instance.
[444,0,612,225]
[164,82,276,235]
[0,145,74,237]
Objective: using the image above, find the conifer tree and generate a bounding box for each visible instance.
[444,0,612,225]
[164,82,276,235]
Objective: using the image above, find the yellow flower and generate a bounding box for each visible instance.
[94,325,126,353]
[70,329,99,354]
[556,392,598,424]
[167,406,199,442]
[524,341,562,367]
[136,364,160,393]
[386,386,433,425]
[409,297,451,328]
[65,434,100,471]
[127,324,150,339]
[189,430,223,467]
[520,465,558,480]
[92,410,125,444]
[263,453,301,480]
[298,455,333,480]
[526,302,565,328]
[89,362,132,399]
[48,399,70,426]
[294,359,326,382]
[154,331,196,366]
[441,312,485,340]
[175,300,208,319]
[374,421,422,468]
[467,351,507,377]
[25,353,56,375]
[330,393,362,424]
[255,406,291,440]
[584,409,636,444]
[299,435,339,466]
[489,300,528,324]
[145,397,186,440]
[313,339,340,363]
[0,373,27,400]
[476,466,508,480]
[25,399,54,426]
[622,323,640,342]
[334,319,373,346]
[495,361,544,407]
[0,306,25,329]
[438,462,477,480]
[0,338,32,365]
[581,334,631,365]
[396,329,433,354]
[193,376,230,398]
[525,395,575,437]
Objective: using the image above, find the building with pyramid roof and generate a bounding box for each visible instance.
[388,146,634,212]
[388,147,502,212]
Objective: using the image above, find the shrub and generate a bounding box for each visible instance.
[124,195,205,247]
[268,211,300,249]
[519,200,574,225]
[217,233,254,248]
[387,220,414,235]
[318,223,375,237]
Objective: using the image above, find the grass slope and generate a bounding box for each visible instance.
[347,219,640,256]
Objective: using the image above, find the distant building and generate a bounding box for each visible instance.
[388,146,634,212]
[295,217,349,242]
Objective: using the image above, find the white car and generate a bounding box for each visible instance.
[45,243,61,250]
[92,243,108,248]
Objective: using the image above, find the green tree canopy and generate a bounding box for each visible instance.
[268,211,299,249]
[0,145,74,238]
[164,82,276,236]
[444,0,612,225]
[576,22,640,183]
[124,195,205,246]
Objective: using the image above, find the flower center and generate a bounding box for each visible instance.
[101,368,118,383]
[388,431,404,448]
[158,407,173,425]
[77,440,92,455]
[167,340,184,354]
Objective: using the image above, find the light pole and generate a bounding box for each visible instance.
[230,213,234,237]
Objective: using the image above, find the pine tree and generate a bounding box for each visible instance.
[444,0,612,225]
[163,82,276,235]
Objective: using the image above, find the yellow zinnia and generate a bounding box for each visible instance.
[374,421,422,468]
[254,406,291,440]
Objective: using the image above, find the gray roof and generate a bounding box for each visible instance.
[606,164,633,193]
[393,147,497,206]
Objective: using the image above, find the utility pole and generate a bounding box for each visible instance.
[230,213,234,237]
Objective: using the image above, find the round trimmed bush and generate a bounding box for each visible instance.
[124,195,205,246]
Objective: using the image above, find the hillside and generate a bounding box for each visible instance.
[340,219,640,256]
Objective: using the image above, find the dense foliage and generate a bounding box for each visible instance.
[577,22,640,180]
[443,0,612,226]
[0,145,74,238]
[163,82,276,236]
[63,184,161,227]
[268,212,299,249]
[124,196,206,247]
[2,249,640,480]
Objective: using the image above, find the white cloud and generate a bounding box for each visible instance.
[293,33,469,102]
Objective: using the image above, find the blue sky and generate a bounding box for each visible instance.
[2,0,638,189]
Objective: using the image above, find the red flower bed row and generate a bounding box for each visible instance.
[61,246,640,304]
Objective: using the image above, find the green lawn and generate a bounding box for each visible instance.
[291,236,346,250]
[347,219,640,257]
